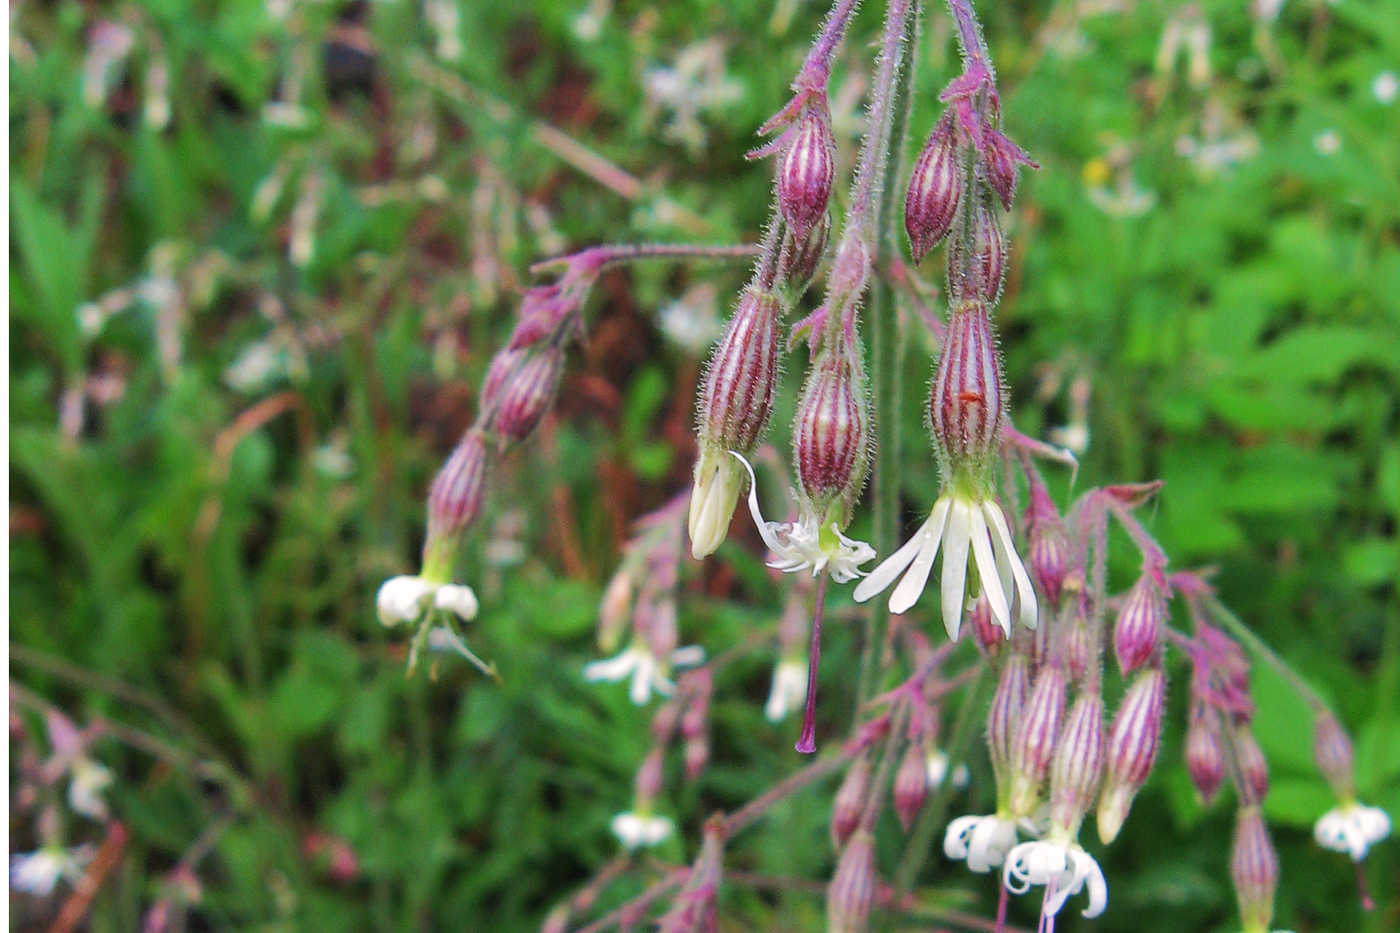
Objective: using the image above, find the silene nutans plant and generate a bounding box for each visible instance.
[372,1,1394,931]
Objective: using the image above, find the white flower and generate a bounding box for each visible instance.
[1374,71,1398,104]
[853,492,1037,641]
[732,453,875,584]
[764,657,808,722]
[68,758,113,821]
[1003,840,1107,919]
[1314,801,1390,862]
[584,642,704,706]
[944,814,1020,873]
[1313,129,1342,156]
[611,811,674,849]
[376,576,478,626]
[10,846,93,897]
[926,749,970,790]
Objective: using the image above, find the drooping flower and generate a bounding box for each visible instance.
[376,576,479,626]
[1003,839,1107,919]
[944,814,1020,873]
[68,758,113,822]
[10,845,94,897]
[611,811,675,849]
[1313,802,1391,862]
[584,642,705,706]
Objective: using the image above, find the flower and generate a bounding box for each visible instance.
[10,845,94,897]
[944,814,1019,872]
[376,575,478,626]
[764,657,808,722]
[1374,71,1398,105]
[1003,839,1107,918]
[1313,802,1391,862]
[853,491,1036,640]
[611,810,674,849]
[732,452,875,583]
[927,749,970,790]
[584,642,705,706]
[68,758,113,821]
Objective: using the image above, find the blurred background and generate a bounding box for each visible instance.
[8,0,1398,930]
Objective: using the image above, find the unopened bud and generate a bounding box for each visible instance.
[685,736,709,779]
[929,301,1005,478]
[778,213,829,293]
[1233,725,1269,805]
[495,346,564,441]
[1009,663,1067,816]
[1312,710,1355,799]
[1185,703,1226,803]
[905,113,963,263]
[831,755,871,849]
[1231,805,1278,933]
[651,700,682,744]
[1049,693,1105,833]
[894,742,930,832]
[659,818,724,933]
[969,595,1005,651]
[598,569,634,653]
[424,429,489,575]
[947,200,1006,304]
[1064,609,1093,683]
[540,905,569,933]
[1114,574,1166,674]
[1024,483,1068,605]
[794,345,870,521]
[827,830,876,933]
[1097,668,1166,843]
[778,103,835,239]
[637,746,665,804]
[988,652,1030,784]
[698,288,784,453]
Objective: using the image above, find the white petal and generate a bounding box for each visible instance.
[584,649,639,683]
[984,502,1038,631]
[940,500,973,640]
[854,504,944,603]
[888,499,952,614]
[432,584,479,621]
[944,815,979,859]
[731,451,786,555]
[670,645,706,667]
[376,576,432,626]
[1073,848,1109,918]
[968,507,1010,635]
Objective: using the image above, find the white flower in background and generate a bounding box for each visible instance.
[1373,71,1398,104]
[1313,129,1341,156]
[659,283,723,355]
[10,845,94,897]
[1003,839,1108,919]
[1314,801,1390,862]
[733,453,875,584]
[643,39,744,152]
[944,814,1020,873]
[854,492,1037,641]
[68,759,113,821]
[764,657,808,722]
[611,811,674,849]
[585,643,704,706]
[376,576,478,626]
[926,749,970,790]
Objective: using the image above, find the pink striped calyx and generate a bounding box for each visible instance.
[929,301,1005,491]
[1048,692,1105,835]
[905,112,964,263]
[1008,662,1068,816]
[1231,805,1279,933]
[698,288,784,453]
[793,340,870,526]
[494,346,565,442]
[1113,573,1167,674]
[1097,667,1166,843]
[946,199,1006,305]
[778,101,835,240]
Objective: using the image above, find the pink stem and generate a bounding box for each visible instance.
[796,575,830,754]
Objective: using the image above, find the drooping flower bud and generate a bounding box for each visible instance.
[636,746,665,805]
[946,199,1006,305]
[1097,668,1166,843]
[1312,710,1355,800]
[1009,662,1067,816]
[894,741,931,832]
[778,212,829,294]
[1231,805,1278,933]
[827,830,876,933]
[1023,481,1068,605]
[1048,693,1105,834]
[968,595,1005,651]
[1064,608,1093,683]
[831,755,871,849]
[778,102,835,239]
[690,288,784,558]
[659,818,724,933]
[684,736,709,780]
[1185,703,1226,804]
[423,428,489,578]
[1114,574,1166,674]
[794,342,870,523]
[905,112,963,263]
[494,346,565,442]
[929,301,1005,482]
[1233,725,1269,805]
[983,126,1035,212]
[988,650,1030,786]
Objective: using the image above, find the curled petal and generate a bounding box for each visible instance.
[983,501,1038,631]
[433,584,479,621]
[856,499,948,605]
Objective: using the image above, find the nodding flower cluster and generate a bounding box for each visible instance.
[376,1,1389,930]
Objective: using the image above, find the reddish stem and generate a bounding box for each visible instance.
[796,575,830,754]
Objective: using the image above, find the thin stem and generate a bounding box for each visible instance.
[804,0,864,83]
[796,574,830,754]
[946,0,991,71]
[849,0,915,239]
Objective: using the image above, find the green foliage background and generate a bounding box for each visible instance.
[9,0,1398,930]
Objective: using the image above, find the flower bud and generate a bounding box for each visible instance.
[637,746,665,804]
[698,288,784,453]
[1049,693,1105,834]
[652,700,682,743]
[1064,609,1093,683]
[495,346,564,442]
[684,736,709,780]
[947,200,1006,305]
[988,651,1030,785]
[424,429,489,575]
[827,830,876,933]
[831,755,871,849]
[905,112,963,263]
[1185,703,1226,804]
[1231,805,1278,933]
[659,819,723,933]
[929,301,1005,479]
[968,595,1005,651]
[1114,574,1166,674]
[778,103,835,239]
[794,344,870,521]
[1023,483,1068,605]
[1233,725,1269,805]
[598,569,634,653]
[778,212,829,293]
[541,906,569,933]
[894,742,930,832]
[1097,668,1166,843]
[1312,710,1355,799]
[1009,663,1067,816]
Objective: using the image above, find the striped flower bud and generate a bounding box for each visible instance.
[1024,482,1068,605]
[894,741,931,832]
[929,301,1005,480]
[636,746,665,804]
[1231,805,1278,933]
[1009,663,1067,816]
[1233,725,1270,805]
[969,595,1005,651]
[1065,609,1093,683]
[1114,574,1166,674]
[1097,668,1166,843]
[778,213,830,294]
[1185,703,1226,804]
[1312,710,1355,799]
[495,346,565,442]
[905,112,963,263]
[831,755,871,849]
[947,200,1006,305]
[1048,693,1105,834]
[827,830,876,933]
[778,102,835,239]
[988,651,1030,785]
[423,428,489,577]
[794,343,869,521]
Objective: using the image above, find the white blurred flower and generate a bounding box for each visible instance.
[658,283,723,354]
[643,40,743,152]
[68,759,113,821]
[376,576,478,626]
[10,845,94,897]
[926,749,970,790]
[611,811,673,849]
[1313,129,1342,156]
[944,814,1019,873]
[1373,71,1398,105]
[1314,802,1390,862]
[584,642,704,706]
[764,657,808,723]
